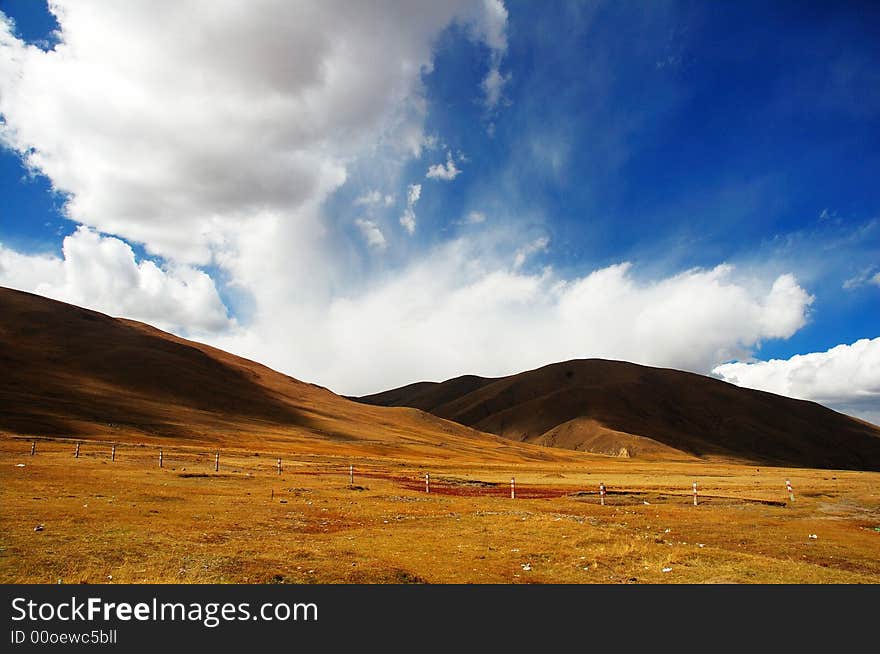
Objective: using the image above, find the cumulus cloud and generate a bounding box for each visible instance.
[0,0,511,342]
[0,1,507,264]
[0,228,232,334]
[400,183,421,234]
[208,238,814,395]
[426,152,462,181]
[354,218,387,250]
[714,338,880,425]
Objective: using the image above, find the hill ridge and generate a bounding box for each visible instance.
[0,286,573,464]
[357,358,880,471]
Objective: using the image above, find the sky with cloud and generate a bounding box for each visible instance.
[1,1,878,423]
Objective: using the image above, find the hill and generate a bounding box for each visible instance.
[0,287,568,463]
[357,359,880,471]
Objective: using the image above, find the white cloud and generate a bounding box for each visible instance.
[513,236,549,268]
[0,1,507,264]
[481,67,511,109]
[400,183,421,234]
[426,152,462,181]
[354,190,382,207]
[0,0,509,345]
[462,210,487,224]
[461,0,510,109]
[207,237,814,395]
[354,190,396,208]
[842,267,879,290]
[0,227,232,334]
[421,134,441,151]
[354,218,387,250]
[714,338,880,425]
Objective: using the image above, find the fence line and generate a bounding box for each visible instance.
[6,435,802,506]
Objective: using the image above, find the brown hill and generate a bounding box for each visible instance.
[357,359,880,471]
[0,287,569,463]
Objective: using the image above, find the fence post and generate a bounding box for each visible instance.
[693,481,698,506]
[599,482,606,506]
[159,449,163,468]
[349,463,354,486]
[215,451,219,472]
[75,443,80,459]
[277,458,282,476]
[111,445,116,462]
[31,441,35,456]
[786,479,795,503]
[425,473,430,494]
[511,477,516,499]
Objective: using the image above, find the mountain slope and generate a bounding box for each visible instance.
[0,287,570,463]
[357,359,880,471]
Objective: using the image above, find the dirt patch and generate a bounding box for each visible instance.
[569,490,787,507]
[396,478,567,498]
[452,479,499,487]
[346,567,427,583]
[175,472,249,479]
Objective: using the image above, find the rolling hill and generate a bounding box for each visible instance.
[357,359,880,471]
[0,287,568,463]
[5,285,878,471]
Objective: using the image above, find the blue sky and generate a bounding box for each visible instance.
[418,0,880,360]
[0,1,877,419]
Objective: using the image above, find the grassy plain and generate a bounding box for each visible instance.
[2,435,878,584]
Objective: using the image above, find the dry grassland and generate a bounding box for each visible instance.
[2,436,878,584]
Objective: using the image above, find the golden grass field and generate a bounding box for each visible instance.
[2,435,878,584]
